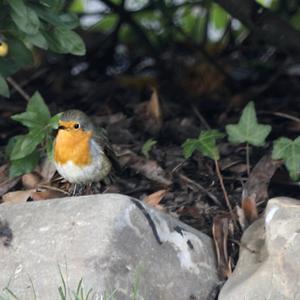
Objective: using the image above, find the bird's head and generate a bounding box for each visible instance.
[58,109,94,133]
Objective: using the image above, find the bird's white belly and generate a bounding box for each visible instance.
[55,158,111,184]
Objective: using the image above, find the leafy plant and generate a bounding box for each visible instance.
[182,129,234,217]
[0,0,86,97]
[6,92,61,177]
[226,101,272,175]
[183,129,225,160]
[226,101,271,146]
[272,137,300,180]
[141,138,157,159]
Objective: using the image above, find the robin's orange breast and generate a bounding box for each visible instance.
[54,129,93,166]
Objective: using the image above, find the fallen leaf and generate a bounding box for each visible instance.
[148,87,161,123]
[119,149,172,186]
[241,194,258,226]
[242,153,282,227]
[22,172,42,189]
[135,87,162,135]
[31,190,65,201]
[144,190,167,210]
[212,215,232,280]
[133,160,172,186]
[2,189,35,204]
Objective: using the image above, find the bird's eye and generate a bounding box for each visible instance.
[74,123,80,129]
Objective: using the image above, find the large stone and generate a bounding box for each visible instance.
[219,197,300,300]
[0,194,219,300]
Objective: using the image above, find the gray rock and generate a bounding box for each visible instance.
[219,197,300,300]
[0,194,219,300]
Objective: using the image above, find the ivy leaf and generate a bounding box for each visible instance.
[226,101,271,146]
[272,137,300,181]
[0,74,9,97]
[183,130,225,160]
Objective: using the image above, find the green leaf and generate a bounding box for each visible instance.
[11,111,43,128]
[39,0,64,10]
[69,0,85,13]
[8,37,33,67]
[48,112,63,129]
[0,58,19,77]
[9,1,40,35]
[26,32,48,49]
[142,138,157,159]
[9,128,45,160]
[182,129,225,160]
[0,74,9,97]
[5,135,21,158]
[27,91,51,121]
[226,101,271,146]
[11,92,51,127]
[211,3,229,30]
[34,8,79,29]
[44,27,86,55]
[9,150,40,177]
[8,0,27,16]
[272,137,300,181]
[92,14,118,32]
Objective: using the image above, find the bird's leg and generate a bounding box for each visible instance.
[86,183,93,195]
[72,184,78,196]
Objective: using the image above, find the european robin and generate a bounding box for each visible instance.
[54,110,119,186]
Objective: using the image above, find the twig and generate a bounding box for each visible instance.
[170,159,188,174]
[260,111,300,123]
[38,184,70,195]
[6,77,30,101]
[191,104,210,129]
[214,160,236,225]
[179,173,222,207]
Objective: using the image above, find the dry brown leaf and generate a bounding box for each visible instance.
[135,87,162,134]
[144,189,167,210]
[118,149,172,186]
[31,190,65,201]
[242,154,282,227]
[22,172,42,189]
[147,87,161,123]
[2,189,35,204]
[212,215,232,280]
[132,160,172,186]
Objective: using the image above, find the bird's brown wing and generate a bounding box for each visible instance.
[94,127,122,173]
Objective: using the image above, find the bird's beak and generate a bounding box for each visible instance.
[58,125,66,130]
